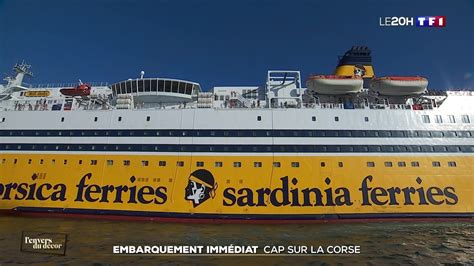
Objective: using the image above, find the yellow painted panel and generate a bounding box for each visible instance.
[0,153,472,216]
[334,65,375,78]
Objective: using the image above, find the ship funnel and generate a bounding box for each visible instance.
[334,46,374,88]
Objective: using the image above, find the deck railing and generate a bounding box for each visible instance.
[22,82,109,88]
[2,101,436,112]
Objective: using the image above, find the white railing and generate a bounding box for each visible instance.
[447,91,474,96]
[1,98,436,112]
[24,82,109,88]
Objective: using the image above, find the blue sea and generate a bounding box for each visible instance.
[0,216,472,265]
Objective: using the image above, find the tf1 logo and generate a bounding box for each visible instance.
[379,16,446,27]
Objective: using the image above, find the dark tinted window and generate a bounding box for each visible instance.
[433,146,447,152]
[327,146,340,152]
[354,146,369,152]
[158,80,165,92]
[138,80,144,92]
[381,146,394,152]
[366,131,378,137]
[144,79,151,92]
[165,80,171,92]
[352,130,365,137]
[421,146,434,152]
[339,131,351,137]
[447,146,460,152]
[151,79,157,92]
[179,82,186,94]
[418,131,431,137]
[185,83,193,94]
[172,81,179,93]
[313,131,325,137]
[340,146,353,152]
[445,131,457,137]
[368,146,381,152]
[391,131,405,137]
[457,131,471,137]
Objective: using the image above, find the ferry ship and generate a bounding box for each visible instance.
[0,46,472,222]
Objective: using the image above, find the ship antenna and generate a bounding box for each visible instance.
[140,71,145,79]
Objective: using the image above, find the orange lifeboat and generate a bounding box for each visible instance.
[306,75,363,95]
[60,83,91,97]
[370,76,428,96]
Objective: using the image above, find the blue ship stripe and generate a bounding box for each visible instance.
[0,129,472,138]
[0,143,472,153]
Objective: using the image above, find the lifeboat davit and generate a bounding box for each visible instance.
[370,76,428,96]
[306,75,363,95]
[60,83,91,97]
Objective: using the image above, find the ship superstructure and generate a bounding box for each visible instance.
[0,47,472,221]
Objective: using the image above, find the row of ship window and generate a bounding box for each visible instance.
[111,79,195,95]
[0,129,473,138]
[0,158,458,168]
[0,114,471,125]
[0,144,472,153]
[422,114,470,124]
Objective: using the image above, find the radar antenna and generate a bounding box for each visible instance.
[13,61,33,77]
